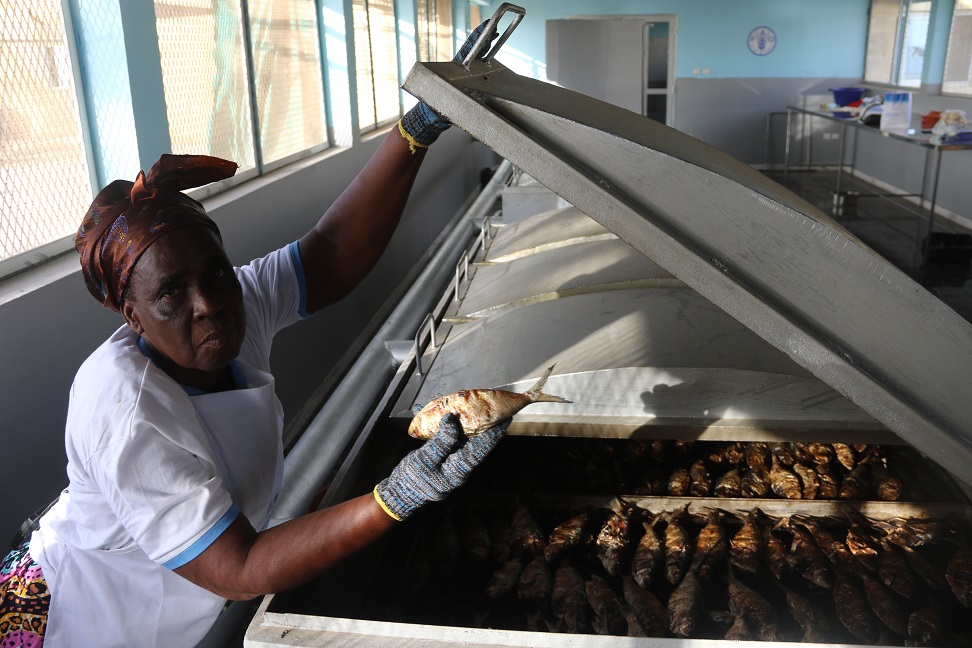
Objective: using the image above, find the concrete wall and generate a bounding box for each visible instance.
[483,0,870,80]
[0,129,496,537]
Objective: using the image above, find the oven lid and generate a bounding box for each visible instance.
[401,26,972,484]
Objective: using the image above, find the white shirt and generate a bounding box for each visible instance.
[31,243,309,648]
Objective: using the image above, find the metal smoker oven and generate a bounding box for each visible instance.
[245,6,972,646]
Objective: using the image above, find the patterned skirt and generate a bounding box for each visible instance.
[0,543,48,647]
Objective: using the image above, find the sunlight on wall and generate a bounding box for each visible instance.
[494,45,547,81]
[322,5,352,146]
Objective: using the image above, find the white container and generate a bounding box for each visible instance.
[880,91,913,131]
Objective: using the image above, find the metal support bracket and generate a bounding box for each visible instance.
[413,312,436,376]
[454,250,470,302]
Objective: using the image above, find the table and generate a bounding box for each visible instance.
[779,105,972,262]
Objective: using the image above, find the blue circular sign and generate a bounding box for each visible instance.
[748,26,777,56]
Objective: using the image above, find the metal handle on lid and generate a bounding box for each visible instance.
[454,250,469,302]
[414,312,436,375]
[461,3,526,67]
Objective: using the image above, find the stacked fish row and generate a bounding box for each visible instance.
[501,438,956,503]
[389,495,972,645]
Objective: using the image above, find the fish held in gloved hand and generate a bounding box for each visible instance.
[408,365,571,439]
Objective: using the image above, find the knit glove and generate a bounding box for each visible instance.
[399,20,499,152]
[374,413,508,520]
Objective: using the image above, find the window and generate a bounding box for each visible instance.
[864,0,931,88]
[245,0,328,165]
[0,0,93,267]
[1,0,455,271]
[156,0,257,171]
[155,0,328,171]
[416,0,453,63]
[944,0,972,96]
[353,0,401,132]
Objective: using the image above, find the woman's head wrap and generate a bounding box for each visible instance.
[76,154,238,312]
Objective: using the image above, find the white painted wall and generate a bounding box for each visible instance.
[0,129,497,538]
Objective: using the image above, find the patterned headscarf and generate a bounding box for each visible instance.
[76,154,238,312]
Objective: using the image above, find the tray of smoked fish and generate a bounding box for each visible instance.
[349,495,972,645]
[280,438,972,646]
[482,437,967,504]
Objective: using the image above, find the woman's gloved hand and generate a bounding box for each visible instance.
[399,19,499,152]
[374,413,508,520]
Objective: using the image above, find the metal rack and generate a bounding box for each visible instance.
[780,105,972,257]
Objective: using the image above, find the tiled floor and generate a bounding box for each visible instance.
[762,168,972,323]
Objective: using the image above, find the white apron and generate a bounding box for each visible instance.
[39,363,284,648]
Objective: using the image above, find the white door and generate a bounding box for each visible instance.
[546,16,676,126]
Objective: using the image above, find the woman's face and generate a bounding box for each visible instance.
[121,225,245,390]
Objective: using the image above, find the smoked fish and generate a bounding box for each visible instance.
[510,503,545,557]
[729,509,763,575]
[408,365,570,439]
[690,509,728,582]
[596,505,633,577]
[550,561,590,634]
[878,539,916,599]
[727,573,783,641]
[544,511,593,564]
[517,554,553,602]
[714,468,742,498]
[630,517,663,589]
[586,573,627,636]
[946,546,972,608]
[859,571,908,636]
[777,581,830,642]
[668,569,704,638]
[664,505,694,585]
[621,574,668,637]
[792,462,820,500]
[769,455,802,499]
[486,558,525,599]
[833,571,879,644]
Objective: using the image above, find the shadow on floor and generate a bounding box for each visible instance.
[763,169,972,324]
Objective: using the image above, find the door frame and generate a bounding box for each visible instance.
[566,13,678,127]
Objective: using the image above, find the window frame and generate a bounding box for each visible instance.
[942,0,972,97]
[863,0,932,89]
[352,0,404,135]
[0,0,97,281]
[3,0,457,278]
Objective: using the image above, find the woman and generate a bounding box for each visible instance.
[0,23,502,648]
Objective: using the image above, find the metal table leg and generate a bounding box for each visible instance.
[805,111,812,168]
[915,149,944,266]
[834,120,848,217]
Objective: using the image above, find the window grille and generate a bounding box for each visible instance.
[416,0,453,63]
[865,0,899,84]
[470,4,481,34]
[0,0,92,265]
[72,0,139,187]
[864,0,931,88]
[246,0,328,165]
[3,0,448,271]
[155,0,256,171]
[943,0,972,96]
[353,0,400,132]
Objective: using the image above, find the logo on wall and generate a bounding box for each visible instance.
[747,26,777,56]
